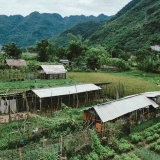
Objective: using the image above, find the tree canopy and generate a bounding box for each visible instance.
[2,43,22,59]
[35,38,55,62]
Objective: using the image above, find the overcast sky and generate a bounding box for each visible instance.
[0,0,131,17]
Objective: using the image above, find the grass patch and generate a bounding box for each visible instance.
[68,72,159,96]
[134,148,160,160]
[0,76,75,93]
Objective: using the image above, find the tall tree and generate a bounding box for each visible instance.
[2,43,22,59]
[66,33,88,61]
[135,48,159,72]
[35,38,55,62]
[86,45,109,70]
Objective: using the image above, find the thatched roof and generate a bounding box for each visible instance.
[6,59,27,67]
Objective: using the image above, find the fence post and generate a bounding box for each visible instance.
[19,148,22,160]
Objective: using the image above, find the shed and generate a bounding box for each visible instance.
[82,93,159,134]
[40,65,67,79]
[27,83,101,112]
[5,59,27,67]
[59,59,70,65]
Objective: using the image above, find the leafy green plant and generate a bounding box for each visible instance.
[130,133,143,143]
[114,153,140,160]
[90,130,115,159]
[146,136,154,143]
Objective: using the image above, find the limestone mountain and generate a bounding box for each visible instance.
[0,12,110,47]
[88,0,160,51]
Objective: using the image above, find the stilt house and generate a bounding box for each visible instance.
[27,83,101,112]
[82,92,160,135]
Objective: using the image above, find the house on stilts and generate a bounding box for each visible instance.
[26,83,102,113]
[82,91,160,136]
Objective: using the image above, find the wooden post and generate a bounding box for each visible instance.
[35,94,36,112]
[42,136,47,148]
[86,91,88,104]
[39,98,42,113]
[61,97,62,110]
[51,92,53,113]
[143,108,144,121]
[69,91,70,107]
[75,85,79,108]
[85,91,87,106]
[61,136,63,157]
[73,94,75,108]
[9,95,11,122]
[136,110,137,123]
[57,96,59,111]
[19,148,22,160]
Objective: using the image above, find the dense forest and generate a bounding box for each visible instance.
[0,12,110,47]
[88,0,160,51]
[54,0,160,52]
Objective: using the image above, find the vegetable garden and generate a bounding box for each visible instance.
[0,69,160,159]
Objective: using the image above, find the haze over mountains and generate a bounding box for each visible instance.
[0,12,110,47]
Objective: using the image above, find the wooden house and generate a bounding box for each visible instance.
[40,65,67,79]
[82,93,160,136]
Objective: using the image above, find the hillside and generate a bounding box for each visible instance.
[88,0,160,51]
[0,12,110,47]
[53,20,104,47]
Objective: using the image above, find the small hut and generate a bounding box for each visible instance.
[40,65,67,79]
[59,59,70,65]
[82,93,159,135]
[5,59,27,68]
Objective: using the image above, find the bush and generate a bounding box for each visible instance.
[153,133,159,139]
[130,133,143,143]
[150,142,156,149]
[146,136,154,143]
[144,131,152,138]
[112,138,134,153]
[155,145,160,152]
[106,58,130,71]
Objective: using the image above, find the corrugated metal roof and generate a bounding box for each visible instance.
[6,59,26,67]
[32,83,101,98]
[93,94,159,122]
[41,65,67,74]
[143,91,160,98]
